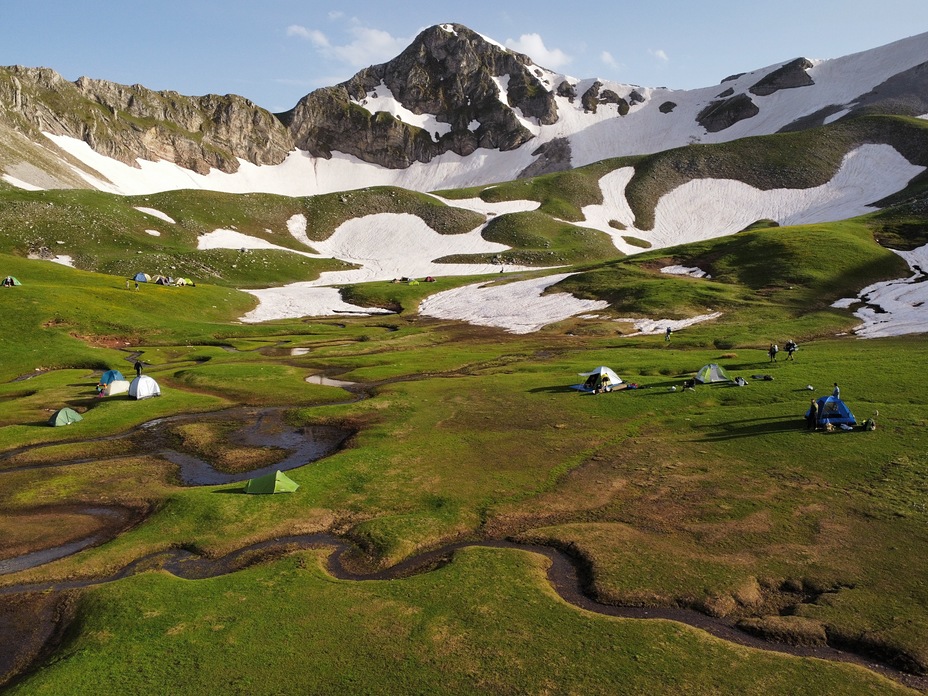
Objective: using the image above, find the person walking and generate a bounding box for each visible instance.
[768,343,779,362]
[135,360,143,378]
[134,281,140,291]
[785,340,797,361]
[665,327,672,342]
[807,398,819,430]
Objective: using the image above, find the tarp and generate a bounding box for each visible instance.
[133,272,151,282]
[807,396,857,426]
[694,363,733,384]
[576,366,623,392]
[100,369,125,385]
[103,379,130,396]
[49,407,82,426]
[244,470,300,494]
[128,375,161,399]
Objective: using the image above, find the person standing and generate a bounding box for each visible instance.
[665,327,672,342]
[135,360,143,377]
[769,344,779,362]
[807,398,819,430]
[832,382,840,399]
[785,340,797,361]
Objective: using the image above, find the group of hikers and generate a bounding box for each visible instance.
[768,339,798,362]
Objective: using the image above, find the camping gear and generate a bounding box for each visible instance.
[132,272,151,282]
[2,276,21,286]
[99,369,125,385]
[49,407,82,426]
[576,366,623,392]
[244,470,300,494]
[694,363,733,384]
[104,379,131,396]
[128,375,161,400]
[806,395,856,426]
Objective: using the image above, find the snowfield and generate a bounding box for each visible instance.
[4,31,928,336]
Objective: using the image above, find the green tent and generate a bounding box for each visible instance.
[694,363,733,384]
[49,407,83,426]
[243,470,300,494]
[2,276,21,286]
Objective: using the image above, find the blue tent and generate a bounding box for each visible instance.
[100,369,125,384]
[807,396,856,426]
[133,272,150,282]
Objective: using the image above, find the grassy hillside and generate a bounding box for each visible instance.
[1,138,928,693]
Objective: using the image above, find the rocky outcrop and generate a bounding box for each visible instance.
[0,66,292,173]
[556,80,577,102]
[696,93,760,132]
[749,58,814,96]
[519,137,572,178]
[281,23,559,169]
[659,101,677,113]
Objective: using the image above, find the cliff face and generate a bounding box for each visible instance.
[0,65,293,174]
[279,24,559,167]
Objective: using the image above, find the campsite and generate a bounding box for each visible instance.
[0,241,927,695]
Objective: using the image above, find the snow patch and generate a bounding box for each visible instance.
[660,265,709,278]
[2,175,44,191]
[834,243,928,338]
[134,207,176,223]
[145,230,161,237]
[614,312,723,335]
[419,273,608,334]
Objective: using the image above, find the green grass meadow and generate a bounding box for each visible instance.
[1,137,928,693]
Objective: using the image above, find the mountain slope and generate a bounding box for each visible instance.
[1,25,927,196]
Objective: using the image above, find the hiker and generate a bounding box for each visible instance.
[785,340,797,361]
[125,279,131,290]
[665,327,672,342]
[807,398,819,430]
[135,360,143,377]
[134,281,140,291]
[832,382,840,399]
[768,343,779,362]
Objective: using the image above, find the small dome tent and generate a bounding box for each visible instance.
[244,470,300,494]
[129,375,161,400]
[694,363,733,384]
[807,396,856,426]
[99,369,125,385]
[49,407,82,426]
[2,276,21,286]
[133,272,151,282]
[576,366,623,392]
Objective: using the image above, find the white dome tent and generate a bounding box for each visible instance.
[128,375,161,400]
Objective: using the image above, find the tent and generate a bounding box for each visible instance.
[99,369,125,385]
[576,366,623,392]
[807,396,856,426]
[2,276,21,286]
[154,275,170,285]
[694,363,733,384]
[244,470,300,494]
[133,272,151,282]
[49,407,82,426]
[128,375,161,399]
[103,379,130,396]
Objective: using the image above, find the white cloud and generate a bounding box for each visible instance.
[288,22,409,69]
[601,51,619,69]
[287,25,329,48]
[650,48,670,63]
[504,33,571,69]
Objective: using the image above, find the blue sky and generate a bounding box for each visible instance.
[4,1,928,113]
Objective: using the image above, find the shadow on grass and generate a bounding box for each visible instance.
[694,416,804,440]
[529,385,583,394]
[212,488,247,495]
